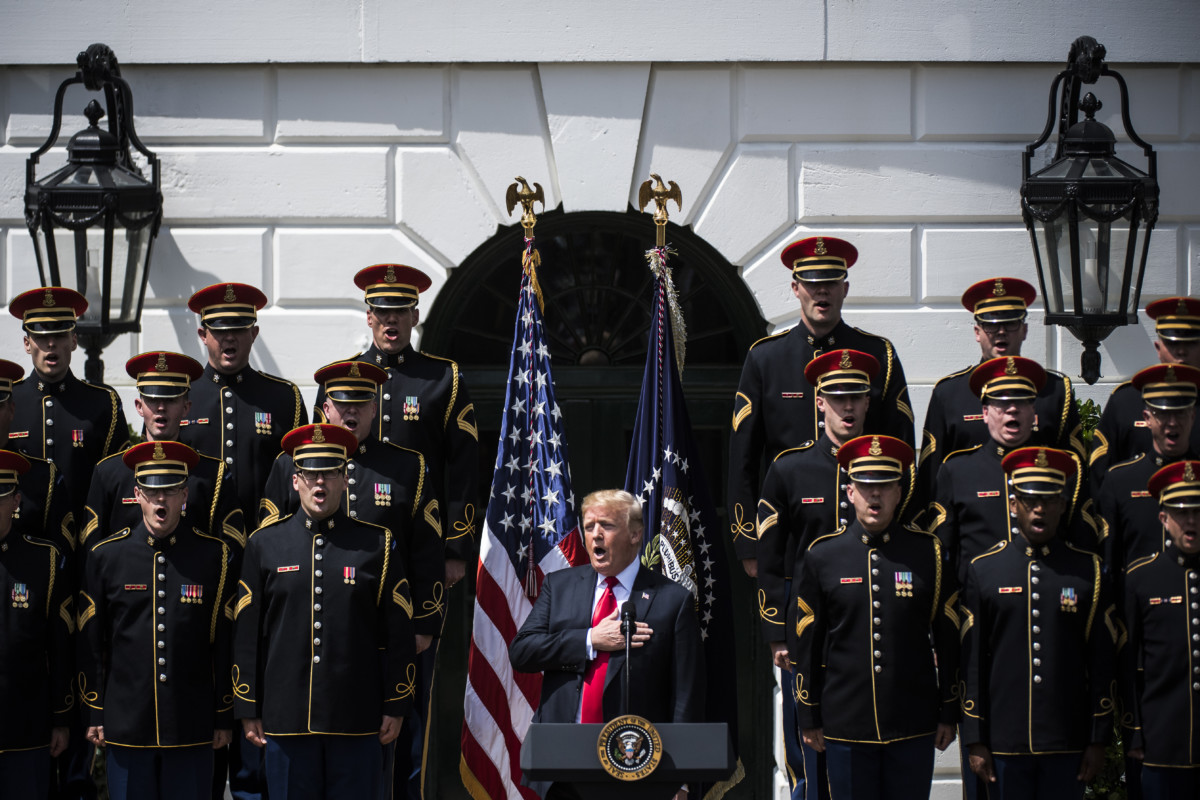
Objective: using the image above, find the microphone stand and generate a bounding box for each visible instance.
[620,601,636,716]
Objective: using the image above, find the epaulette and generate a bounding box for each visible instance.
[747,327,792,352]
[194,525,227,546]
[248,514,293,539]
[850,325,893,346]
[808,527,846,550]
[942,443,984,464]
[1106,452,1146,474]
[930,364,974,387]
[94,450,127,467]
[969,540,1008,564]
[421,351,461,370]
[90,527,131,551]
[79,377,120,398]
[258,371,301,390]
[773,441,815,462]
[1063,541,1102,563]
[1109,381,1133,397]
[1125,552,1158,574]
[904,522,938,539]
[21,533,63,557]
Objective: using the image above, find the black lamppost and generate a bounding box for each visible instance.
[1021,35,1159,385]
[24,43,162,384]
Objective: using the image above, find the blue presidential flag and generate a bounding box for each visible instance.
[624,245,742,793]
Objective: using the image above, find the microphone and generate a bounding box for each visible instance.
[621,601,637,716]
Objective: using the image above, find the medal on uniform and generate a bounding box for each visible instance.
[403,396,420,421]
[894,571,913,597]
[375,483,392,506]
[255,412,272,435]
[72,429,84,448]
[344,567,356,585]
[11,583,29,608]
[1059,587,1077,612]
[181,584,204,604]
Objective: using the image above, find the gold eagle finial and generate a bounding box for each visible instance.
[638,173,683,247]
[505,177,545,232]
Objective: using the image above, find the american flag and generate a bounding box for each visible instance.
[460,243,587,800]
[624,246,743,794]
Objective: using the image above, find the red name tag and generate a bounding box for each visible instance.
[977,491,1000,498]
[962,414,983,422]
[1170,596,1183,604]
[1130,491,1150,498]
[999,587,1023,594]
[801,498,824,504]
[1149,597,1163,605]
[781,392,804,399]
[840,577,862,584]
[1134,421,1148,428]
[124,584,147,591]
[121,497,138,504]
[277,565,299,573]
[7,431,28,439]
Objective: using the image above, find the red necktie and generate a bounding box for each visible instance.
[580,576,618,723]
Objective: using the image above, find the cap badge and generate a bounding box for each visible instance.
[155,353,168,372]
[312,426,326,444]
[993,278,1005,296]
[1005,357,1017,376]
[814,238,827,256]
[349,363,361,378]
[1166,365,1177,383]
[1186,462,1196,482]
[223,285,237,303]
[869,437,882,456]
[42,288,55,307]
[1178,298,1189,315]
[839,350,852,369]
[152,442,165,461]
[384,265,397,283]
[1035,450,1048,468]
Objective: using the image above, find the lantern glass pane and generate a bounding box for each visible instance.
[1079,206,1138,316]
[35,214,153,327]
[1032,213,1073,316]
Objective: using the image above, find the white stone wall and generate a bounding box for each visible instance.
[2,59,1197,423]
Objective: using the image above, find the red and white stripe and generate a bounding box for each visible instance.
[460,523,585,800]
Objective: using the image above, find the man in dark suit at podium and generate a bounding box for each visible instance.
[510,489,704,799]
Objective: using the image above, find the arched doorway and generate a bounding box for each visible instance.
[422,208,774,799]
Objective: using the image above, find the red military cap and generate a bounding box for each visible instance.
[1001,446,1077,496]
[123,440,199,489]
[126,352,204,399]
[1146,297,1200,343]
[961,277,1037,323]
[187,283,268,330]
[837,435,913,483]
[969,356,1047,402]
[9,286,88,334]
[282,423,358,471]
[780,236,858,283]
[804,349,879,395]
[1131,363,1200,411]
[1148,460,1200,509]
[314,360,387,403]
[354,264,432,310]
[0,360,25,404]
[0,449,31,497]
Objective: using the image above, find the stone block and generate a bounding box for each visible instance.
[797,146,1017,221]
[0,150,26,222]
[917,66,1051,141]
[396,147,498,267]
[1189,227,1200,295]
[1185,68,1200,142]
[739,66,912,141]
[454,67,556,218]
[633,68,734,226]
[826,1,1200,62]
[540,63,650,213]
[274,228,447,303]
[1160,149,1200,218]
[693,145,791,265]
[6,66,270,144]
[364,0,823,63]
[277,66,447,142]
[160,147,391,221]
[143,228,269,305]
[921,227,1035,301]
[2,2,364,64]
